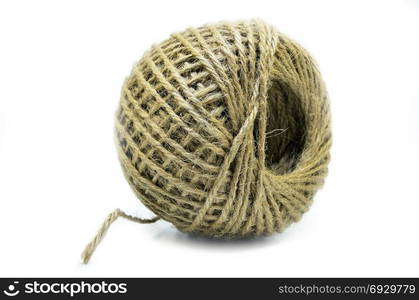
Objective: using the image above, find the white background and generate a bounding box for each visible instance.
[1,0,418,277]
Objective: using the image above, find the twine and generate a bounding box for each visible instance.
[81,19,331,263]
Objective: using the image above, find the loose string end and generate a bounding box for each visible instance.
[81,209,159,264]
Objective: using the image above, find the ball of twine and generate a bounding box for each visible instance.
[81,19,331,263]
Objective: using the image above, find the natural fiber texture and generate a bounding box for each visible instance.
[81,210,159,264]
[81,19,331,263]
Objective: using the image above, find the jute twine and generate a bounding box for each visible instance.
[81,19,331,264]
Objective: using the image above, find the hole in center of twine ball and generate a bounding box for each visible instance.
[264,79,306,175]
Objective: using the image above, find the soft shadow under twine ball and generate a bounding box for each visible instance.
[81,19,331,263]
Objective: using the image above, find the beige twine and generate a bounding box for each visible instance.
[81,19,331,264]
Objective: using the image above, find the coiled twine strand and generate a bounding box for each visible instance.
[81,19,331,264]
